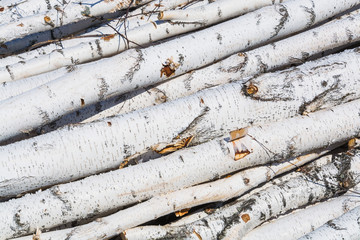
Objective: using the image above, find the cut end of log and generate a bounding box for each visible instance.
[246,83,258,95]
[241,213,251,223]
[158,11,164,20]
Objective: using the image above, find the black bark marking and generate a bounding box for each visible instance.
[89,42,95,58]
[255,54,268,73]
[301,6,316,27]
[327,220,346,230]
[346,28,354,42]
[280,191,287,207]
[217,7,222,18]
[45,0,52,9]
[256,13,262,25]
[271,5,289,39]
[308,193,314,204]
[183,72,194,91]
[242,81,293,102]
[123,144,132,156]
[5,65,15,80]
[122,49,144,84]
[298,73,342,115]
[98,78,109,101]
[178,53,185,66]
[95,39,103,57]
[50,186,72,212]
[166,28,169,34]
[222,53,248,73]
[216,199,257,239]
[216,33,222,45]
[176,106,210,142]
[38,108,51,125]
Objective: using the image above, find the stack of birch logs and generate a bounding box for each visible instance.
[1,0,360,239]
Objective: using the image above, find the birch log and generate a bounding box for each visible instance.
[80,10,360,124]
[0,0,203,66]
[299,205,360,240]
[1,48,360,196]
[168,154,334,228]
[2,9,359,128]
[242,184,360,240]
[0,0,152,44]
[11,151,328,240]
[0,0,359,143]
[0,0,289,82]
[122,149,360,240]
[0,100,359,238]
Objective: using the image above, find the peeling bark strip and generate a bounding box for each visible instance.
[1,99,360,238]
[299,205,360,240]
[0,0,285,81]
[0,0,152,44]
[122,149,360,239]
[12,152,328,240]
[243,184,360,240]
[1,48,360,197]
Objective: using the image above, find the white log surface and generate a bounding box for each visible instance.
[242,184,360,240]
[12,151,328,240]
[0,0,357,142]
[122,149,360,239]
[0,0,208,66]
[1,48,360,196]
[299,205,360,240]
[81,10,360,123]
[0,100,359,238]
[0,0,285,81]
[2,10,359,129]
[0,0,152,43]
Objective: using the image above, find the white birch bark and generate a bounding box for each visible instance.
[0,0,206,66]
[11,151,328,240]
[169,154,334,228]
[79,10,360,124]
[242,184,360,240]
[299,205,360,240]
[0,99,359,238]
[0,0,359,143]
[122,149,360,239]
[0,0,292,82]
[0,68,68,102]
[2,9,359,128]
[1,48,360,196]
[0,0,152,44]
